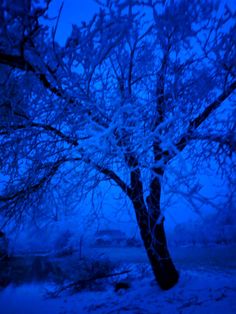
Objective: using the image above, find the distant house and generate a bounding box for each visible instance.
[94,229,127,246]
[126,236,142,247]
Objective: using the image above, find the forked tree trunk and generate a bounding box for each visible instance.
[126,155,179,289]
[131,194,179,290]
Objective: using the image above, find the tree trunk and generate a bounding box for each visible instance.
[126,155,179,289]
[131,195,179,290]
[142,218,179,290]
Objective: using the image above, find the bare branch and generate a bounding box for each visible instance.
[0,51,63,97]
[0,122,79,146]
[176,81,236,152]
[91,161,132,196]
[0,158,66,203]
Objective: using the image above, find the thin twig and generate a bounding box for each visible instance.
[46,269,131,298]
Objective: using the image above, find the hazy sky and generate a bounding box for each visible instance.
[47,0,236,45]
[47,0,99,44]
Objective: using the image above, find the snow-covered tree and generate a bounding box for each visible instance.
[0,0,235,289]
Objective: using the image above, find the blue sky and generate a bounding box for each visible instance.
[47,0,99,44]
[47,0,236,45]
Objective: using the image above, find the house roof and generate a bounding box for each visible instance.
[95,229,126,237]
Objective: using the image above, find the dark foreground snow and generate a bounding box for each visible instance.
[0,266,235,314]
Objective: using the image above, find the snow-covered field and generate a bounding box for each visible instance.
[0,246,236,314]
[0,267,235,314]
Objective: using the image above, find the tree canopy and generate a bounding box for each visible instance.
[0,0,235,221]
[0,0,235,289]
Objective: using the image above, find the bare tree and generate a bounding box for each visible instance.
[0,0,235,289]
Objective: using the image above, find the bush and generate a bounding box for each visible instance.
[79,256,116,279]
[0,231,8,259]
[67,256,117,292]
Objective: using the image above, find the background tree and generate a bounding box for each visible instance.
[0,0,235,289]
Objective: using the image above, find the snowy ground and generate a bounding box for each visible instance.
[0,267,235,314]
[0,246,236,314]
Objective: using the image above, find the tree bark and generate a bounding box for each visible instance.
[125,154,179,290]
[131,195,179,290]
